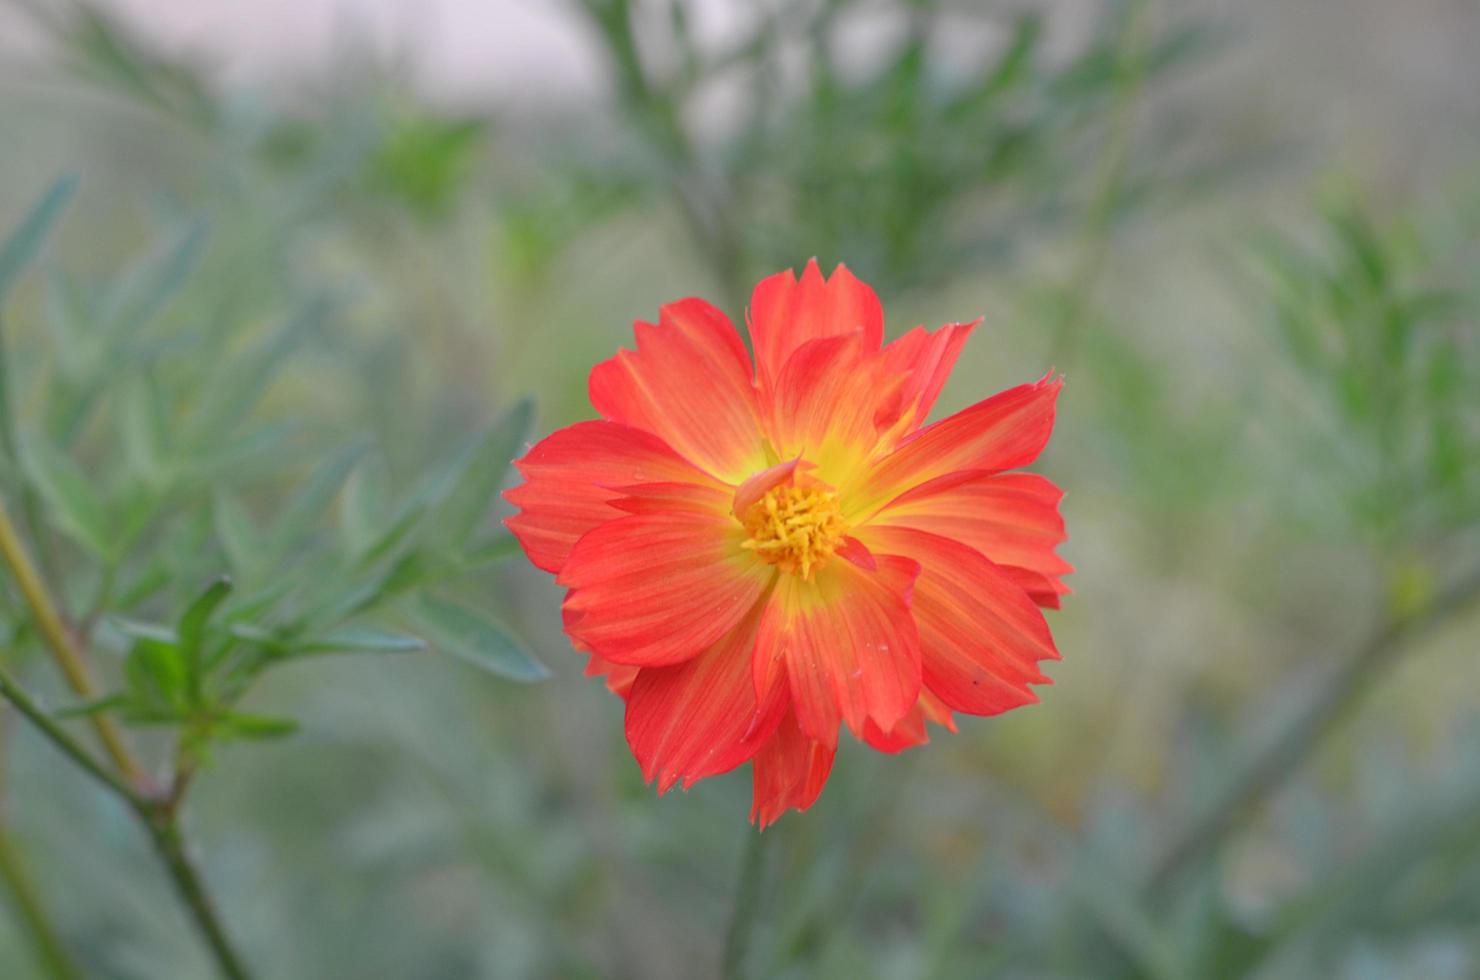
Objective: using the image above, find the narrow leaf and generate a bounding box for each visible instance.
[217,713,299,740]
[411,594,548,682]
[431,397,533,544]
[21,436,111,557]
[0,174,79,303]
[178,575,232,702]
[299,624,426,655]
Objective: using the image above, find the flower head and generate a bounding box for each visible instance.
[506,260,1070,827]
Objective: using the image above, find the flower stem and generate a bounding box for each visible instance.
[0,823,82,980]
[143,818,250,980]
[1146,561,1480,895]
[0,664,142,807]
[721,826,771,980]
[0,496,141,786]
[0,663,254,979]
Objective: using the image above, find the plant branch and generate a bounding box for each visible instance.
[721,825,771,980]
[1145,561,1480,896]
[0,703,82,980]
[0,663,144,807]
[1048,0,1150,366]
[143,818,251,980]
[0,662,254,979]
[0,496,143,786]
[0,824,82,980]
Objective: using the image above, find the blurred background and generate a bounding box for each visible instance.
[0,0,1477,977]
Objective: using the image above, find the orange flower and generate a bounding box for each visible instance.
[506,261,1070,827]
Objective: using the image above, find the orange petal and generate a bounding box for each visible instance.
[748,259,884,389]
[856,525,1058,717]
[588,298,768,482]
[861,701,928,753]
[766,332,906,487]
[861,689,957,753]
[559,510,773,666]
[732,457,802,517]
[625,607,788,794]
[872,470,1072,608]
[846,373,1062,520]
[879,319,977,423]
[755,548,922,747]
[607,481,734,516]
[504,421,726,574]
[583,651,641,700]
[750,708,836,829]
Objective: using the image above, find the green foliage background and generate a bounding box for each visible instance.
[0,1,1476,978]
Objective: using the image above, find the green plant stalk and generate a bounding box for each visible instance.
[0,664,254,978]
[0,496,142,786]
[576,0,747,310]
[1048,0,1150,366]
[721,826,771,980]
[1145,561,1480,895]
[0,701,81,980]
[143,818,249,980]
[0,817,82,980]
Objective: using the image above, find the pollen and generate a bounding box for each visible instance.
[741,483,847,579]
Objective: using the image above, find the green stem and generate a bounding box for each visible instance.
[0,664,142,807]
[1048,0,1150,366]
[0,664,254,980]
[0,496,142,786]
[143,819,250,980]
[721,826,771,980]
[0,819,82,980]
[1146,562,1480,895]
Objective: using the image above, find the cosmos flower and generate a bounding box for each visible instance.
[505,260,1069,827]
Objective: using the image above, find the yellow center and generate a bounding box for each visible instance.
[741,483,847,580]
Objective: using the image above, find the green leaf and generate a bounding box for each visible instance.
[21,436,111,557]
[411,595,548,682]
[216,712,299,740]
[103,221,206,341]
[0,174,79,304]
[119,373,170,480]
[114,558,171,610]
[459,532,522,569]
[430,398,533,544]
[212,493,260,575]
[189,298,330,442]
[299,624,426,656]
[53,693,129,719]
[269,437,371,557]
[109,618,179,645]
[178,576,232,701]
[340,452,389,552]
[124,636,187,714]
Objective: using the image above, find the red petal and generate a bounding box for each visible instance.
[588,298,768,482]
[847,374,1063,521]
[766,333,905,487]
[855,525,1058,717]
[873,470,1072,608]
[504,421,725,574]
[749,709,836,828]
[584,651,641,700]
[879,320,977,424]
[625,608,787,794]
[748,260,884,390]
[755,550,922,746]
[606,481,733,516]
[862,701,929,753]
[732,457,802,517]
[559,510,773,666]
[861,689,958,753]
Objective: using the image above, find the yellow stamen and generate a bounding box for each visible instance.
[740,483,847,580]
